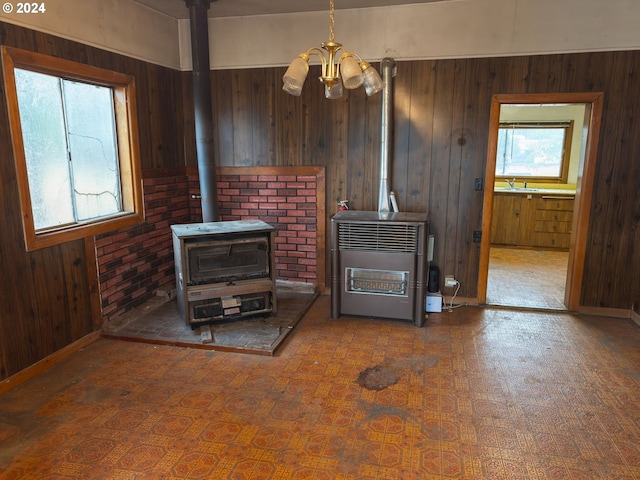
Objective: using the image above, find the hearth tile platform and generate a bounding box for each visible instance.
[102,290,318,355]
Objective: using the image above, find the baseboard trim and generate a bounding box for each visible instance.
[631,309,640,327]
[578,306,631,319]
[443,296,479,306]
[0,331,101,396]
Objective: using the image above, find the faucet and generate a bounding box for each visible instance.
[507,178,516,188]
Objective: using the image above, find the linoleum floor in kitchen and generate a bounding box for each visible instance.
[487,246,569,310]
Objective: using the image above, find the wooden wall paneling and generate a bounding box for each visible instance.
[0,27,37,378]
[31,247,68,353]
[497,55,530,95]
[582,52,627,306]
[250,68,275,166]
[134,64,152,169]
[0,21,37,50]
[429,60,453,274]
[429,60,455,275]
[539,53,565,92]
[429,59,457,278]
[306,83,328,168]
[558,54,587,92]
[345,88,369,210]
[144,63,167,169]
[402,60,436,213]
[34,29,60,57]
[171,68,188,169]
[444,60,468,284]
[526,54,554,92]
[147,65,184,169]
[273,70,306,168]
[0,22,192,379]
[457,58,492,291]
[601,52,640,307]
[302,74,328,168]
[324,96,349,285]
[232,68,255,165]
[181,71,196,167]
[390,61,412,211]
[62,240,96,340]
[84,237,104,331]
[629,60,640,307]
[0,245,36,379]
[585,51,616,93]
[212,69,235,166]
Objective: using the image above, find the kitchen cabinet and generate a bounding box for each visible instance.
[491,192,574,249]
[532,196,574,248]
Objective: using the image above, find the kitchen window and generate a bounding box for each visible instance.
[2,47,143,251]
[495,121,573,182]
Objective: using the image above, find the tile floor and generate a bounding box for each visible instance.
[487,247,569,310]
[1,295,640,479]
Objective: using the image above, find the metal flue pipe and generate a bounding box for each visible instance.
[186,0,219,222]
[378,57,397,213]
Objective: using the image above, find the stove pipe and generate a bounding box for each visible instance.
[187,0,219,222]
[378,57,397,213]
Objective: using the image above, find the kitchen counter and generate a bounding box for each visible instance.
[494,187,576,196]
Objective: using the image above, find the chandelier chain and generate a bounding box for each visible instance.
[329,0,335,42]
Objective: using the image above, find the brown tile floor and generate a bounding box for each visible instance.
[487,247,569,310]
[1,295,640,479]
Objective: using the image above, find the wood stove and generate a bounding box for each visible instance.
[331,211,429,327]
[171,220,277,327]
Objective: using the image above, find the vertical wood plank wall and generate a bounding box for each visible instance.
[1,19,640,380]
[187,53,639,312]
[0,22,187,379]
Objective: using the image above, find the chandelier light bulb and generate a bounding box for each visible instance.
[325,81,344,99]
[282,56,310,96]
[282,0,382,98]
[361,62,384,96]
[340,55,364,89]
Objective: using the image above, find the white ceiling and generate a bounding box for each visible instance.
[133,0,447,19]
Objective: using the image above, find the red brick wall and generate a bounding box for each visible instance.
[96,168,322,322]
[214,173,318,283]
[95,176,190,321]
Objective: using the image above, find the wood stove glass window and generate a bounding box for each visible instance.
[185,236,270,285]
[2,46,143,251]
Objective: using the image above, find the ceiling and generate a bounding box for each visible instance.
[132,0,446,19]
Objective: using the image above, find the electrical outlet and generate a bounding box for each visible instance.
[445,276,457,287]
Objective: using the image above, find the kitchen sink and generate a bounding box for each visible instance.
[494,186,540,192]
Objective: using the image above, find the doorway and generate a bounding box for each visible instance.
[478,93,604,311]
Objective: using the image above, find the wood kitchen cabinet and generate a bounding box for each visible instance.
[532,196,574,248]
[490,194,525,245]
[491,192,574,249]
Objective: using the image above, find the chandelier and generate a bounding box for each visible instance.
[282,0,384,99]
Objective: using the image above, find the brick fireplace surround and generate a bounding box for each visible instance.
[95,166,325,323]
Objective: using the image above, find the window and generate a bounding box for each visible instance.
[2,47,143,251]
[495,121,573,182]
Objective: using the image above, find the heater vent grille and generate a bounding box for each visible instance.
[338,222,419,253]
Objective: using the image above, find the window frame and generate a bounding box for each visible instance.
[2,46,144,251]
[495,121,573,184]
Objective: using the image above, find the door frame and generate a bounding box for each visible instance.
[477,92,604,311]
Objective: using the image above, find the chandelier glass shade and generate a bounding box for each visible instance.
[282,0,384,99]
